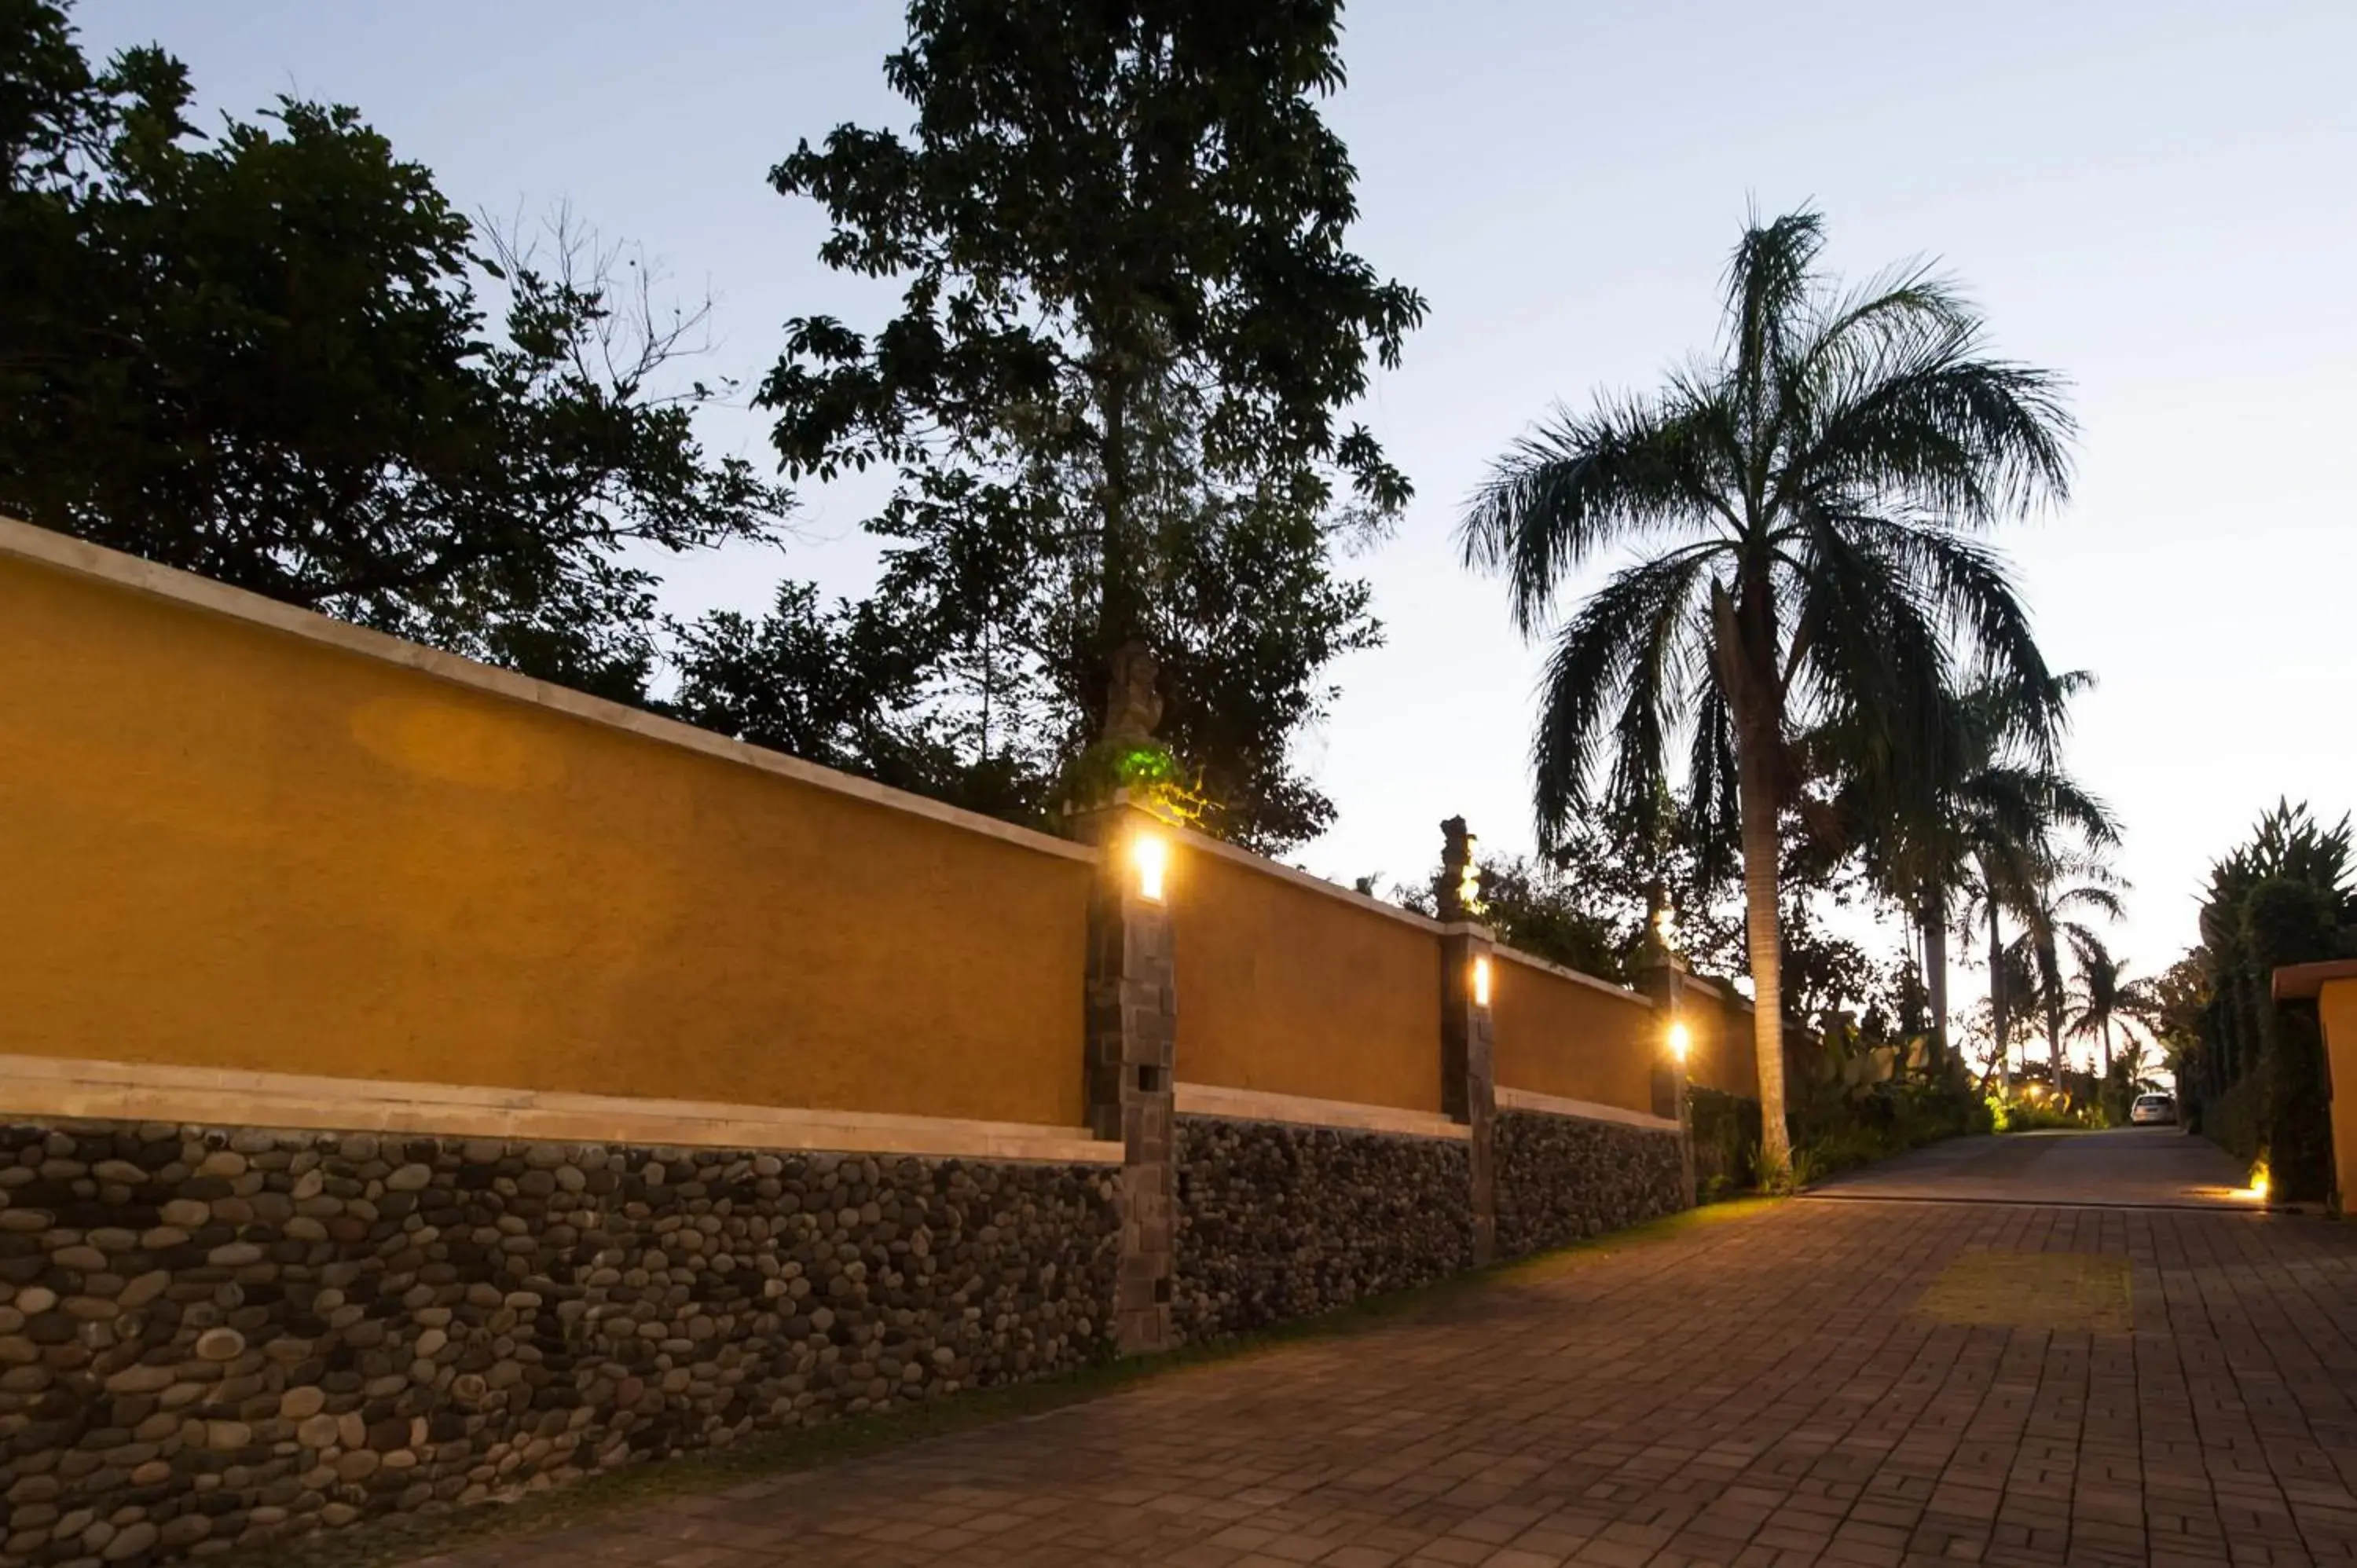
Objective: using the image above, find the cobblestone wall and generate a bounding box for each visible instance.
[1171,1116,1472,1341]
[0,1122,1120,1567]
[1493,1111,1686,1258]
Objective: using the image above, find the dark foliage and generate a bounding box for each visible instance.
[739,0,1422,849]
[0,2,790,698]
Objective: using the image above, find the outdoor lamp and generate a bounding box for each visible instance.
[1471,954,1492,1009]
[1131,829,1168,903]
[1666,1018,1692,1066]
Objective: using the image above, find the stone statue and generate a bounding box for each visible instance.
[1103,640,1162,745]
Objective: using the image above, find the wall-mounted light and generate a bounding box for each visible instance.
[1469,954,1492,1009]
[1666,1018,1692,1066]
[1131,829,1168,903]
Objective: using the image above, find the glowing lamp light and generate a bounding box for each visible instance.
[1471,954,1492,1009]
[1131,830,1168,903]
[1666,1019,1692,1065]
[1651,904,1680,954]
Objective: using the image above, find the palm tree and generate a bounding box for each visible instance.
[2014,858,2127,1078]
[1459,209,2073,1176]
[1822,672,2113,1067]
[2069,943,2157,1076]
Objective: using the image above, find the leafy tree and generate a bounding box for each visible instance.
[1,1,788,698]
[673,452,1380,846]
[669,581,981,801]
[754,0,1422,846]
[2183,801,2355,1195]
[2137,952,2209,1082]
[1458,210,2073,1174]
[2194,802,2355,1109]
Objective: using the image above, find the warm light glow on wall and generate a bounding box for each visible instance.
[1666,1019,1691,1064]
[1131,829,1168,903]
[1471,954,1492,1008]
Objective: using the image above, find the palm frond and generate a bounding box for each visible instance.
[1458,393,1729,635]
[1783,306,2075,528]
[1529,549,1715,846]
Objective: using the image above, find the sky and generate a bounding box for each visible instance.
[72,0,2357,1067]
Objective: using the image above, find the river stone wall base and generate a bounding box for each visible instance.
[1493,1110,1687,1259]
[0,1121,1119,1568]
[1171,1116,1470,1342]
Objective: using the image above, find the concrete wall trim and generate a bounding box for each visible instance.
[2275,960,2357,1001]
[0,515,1094,866]
[1494,944,1657,1006]
[1495,1085,1681,1134]
[1174,1083,1470,1141]
[0,1053,1122,1164]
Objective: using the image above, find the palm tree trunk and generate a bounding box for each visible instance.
[1920,900,1949,1069]
[1737,746,1791,1179]
[2102,1017,2113,1078]
[1989,903,2009,1095]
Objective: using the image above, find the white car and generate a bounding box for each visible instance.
[2129,1093,2177,1127]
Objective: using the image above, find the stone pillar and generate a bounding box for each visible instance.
[1441,922,1497,1266]
[1635,956,1699,1211]
[1076,804,1177,1355]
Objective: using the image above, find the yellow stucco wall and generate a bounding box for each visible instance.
[2322,980,2357,1203]
[1679,980,1761,1100]
[1169,841,1442,1113]
[0,546,1092,1127]
[1490,955,1658,1113]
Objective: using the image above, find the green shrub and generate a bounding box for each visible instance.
[2209,1076,2262,1164]
[1688,1088,1762,1195]
[1996,1098,2085,1134]
[1692,1069,1989,1193]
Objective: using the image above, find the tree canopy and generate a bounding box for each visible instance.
[0,0,790,699]
[725,0,1424,848]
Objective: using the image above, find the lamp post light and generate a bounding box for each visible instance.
[1130,827,1168,903]
[1637,885,1698,1209]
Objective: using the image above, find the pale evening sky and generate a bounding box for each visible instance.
[75,1,2357,1058]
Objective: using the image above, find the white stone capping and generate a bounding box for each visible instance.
[1173,1082,1470,1141]
[1494,1085,1680,1134]
[0,1053,1122,1165]
[1492,944,1655,1006]
[0,515,1095,866]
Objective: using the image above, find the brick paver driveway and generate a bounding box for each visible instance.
[420,1134,2357,1568]
[1808,1128,2256,1210]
